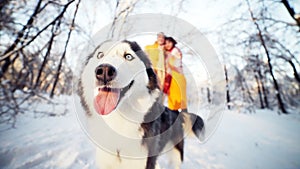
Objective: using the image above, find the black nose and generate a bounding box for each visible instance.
[95,64,117,84]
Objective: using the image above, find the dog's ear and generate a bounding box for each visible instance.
[146,68,159,92]
[123,40,160,93]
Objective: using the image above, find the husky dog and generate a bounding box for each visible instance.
[78,40,204,169]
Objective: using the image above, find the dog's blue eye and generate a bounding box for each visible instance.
[97,52,104,59]
[124,53,134,61]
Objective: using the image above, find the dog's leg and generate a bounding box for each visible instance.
[175,140,184,162]
[146,156,158,169]
[166,148,182,169]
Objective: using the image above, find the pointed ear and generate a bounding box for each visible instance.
[123,40,160,92]
[146,68,159,92]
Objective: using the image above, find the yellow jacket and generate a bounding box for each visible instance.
[144,42,165,89]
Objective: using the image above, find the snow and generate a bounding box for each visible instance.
[0,96,300,169]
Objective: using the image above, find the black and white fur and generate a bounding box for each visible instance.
[78,40,205,169]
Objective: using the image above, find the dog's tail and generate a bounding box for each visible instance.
[182,112,205,141]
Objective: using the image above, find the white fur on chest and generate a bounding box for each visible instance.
[89,111,149,169]
[94,111,147,169]
[102,109,144,138]
[96,147,148,169]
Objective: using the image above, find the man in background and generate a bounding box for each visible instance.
[144,32,166,90]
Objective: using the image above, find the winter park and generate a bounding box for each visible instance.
[1,0,300,169]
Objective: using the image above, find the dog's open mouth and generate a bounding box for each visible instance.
[94,81,134,115]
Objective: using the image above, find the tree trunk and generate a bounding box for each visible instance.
[254,73,265,108]
[224,65,231,109]
[255,55,269,108]
[206,87,211,103]
[288,59,300,84]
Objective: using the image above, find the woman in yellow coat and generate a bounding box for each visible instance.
[144,32,166,90]
[164,37,188,112]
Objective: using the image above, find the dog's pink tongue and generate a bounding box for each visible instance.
[94,89,120,115]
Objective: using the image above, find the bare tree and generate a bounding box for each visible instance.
[214,0,300,113]
[50,0,81,98]
[246,0,288,114]
[0,0,81,126]
[0,0,145,126]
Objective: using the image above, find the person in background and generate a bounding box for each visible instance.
[144,32,166,90]
[164,36,188,113]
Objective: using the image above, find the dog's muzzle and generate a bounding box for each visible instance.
[93,63,134,115]
[95,64,116,84]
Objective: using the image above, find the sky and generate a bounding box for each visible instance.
[70,0,300,56]
[68,0,300,85]
[69,0,236,82]
[70,0,236,50]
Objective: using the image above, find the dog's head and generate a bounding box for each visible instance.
[80,40,160,116]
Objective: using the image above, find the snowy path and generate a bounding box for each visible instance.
[0,108,300,169]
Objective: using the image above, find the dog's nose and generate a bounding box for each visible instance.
[95,64,117,83]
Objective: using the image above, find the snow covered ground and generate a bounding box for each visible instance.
[0,96,300,169]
